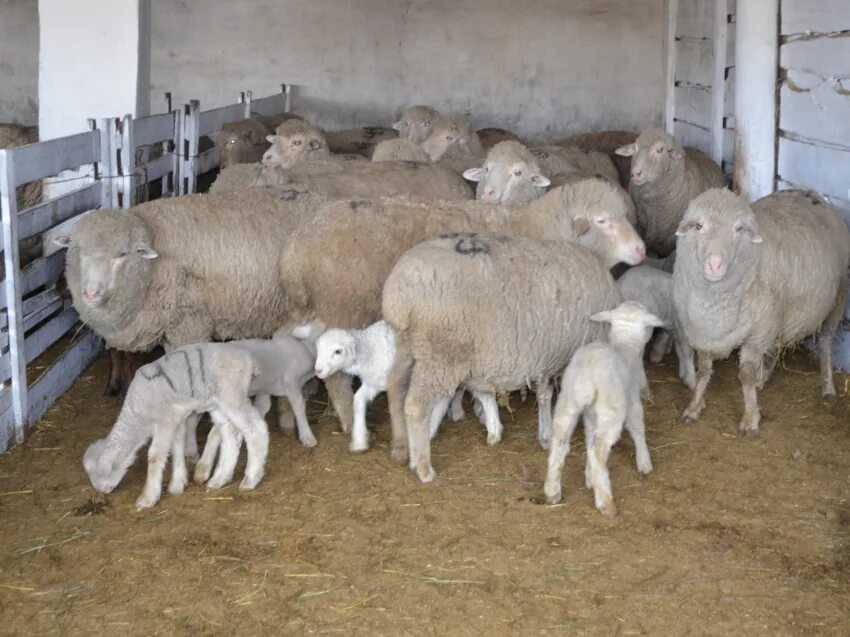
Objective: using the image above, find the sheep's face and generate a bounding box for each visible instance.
[219,129,261,169]
[421,119,475,161]
[616,129,684,186]
[676,190,762,283]
[262,133,326,169]
[464,158,550,205]
[393,106,440,144]
[572,207,646,269]
[591,301,665,348]
[83,438,134,494]
[314,330,356,379]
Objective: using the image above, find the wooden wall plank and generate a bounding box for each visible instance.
[678,0,713,39]
[781,36,850,79]
[133,112,177,148]
[0,307,77,383]
[781,0,850,35]
[0,182,101,246]
[777,136,850,202]
[198,102,248,137]
[675,38,713,86]
[779,70,850,149]
[0,251,65,311]
[674,120,712,154]
[674,84,712,129]
[7,132,98,187]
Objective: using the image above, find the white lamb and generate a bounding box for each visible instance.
[543,301,662,516]
[83,344,269,510]
[193,322,324,486]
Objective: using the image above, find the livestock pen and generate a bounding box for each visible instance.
[0,1,848,635]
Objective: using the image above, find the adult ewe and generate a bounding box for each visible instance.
[392,105,441,144]
[616,128,726,256]
[280,178,645,448]
[421,117,485,174]
[673,189,849,436]
[263,119,365,169]
[382,232,630,482]
[217,114,302,168]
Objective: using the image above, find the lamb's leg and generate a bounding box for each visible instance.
[681,350,714,423]
[220,402,270,491]
[543,399,582,505]
[738,345,763,436]
[536,380,554,449]
[324,372,354,434]
[427,395,452,440]
[194,423,221,484]
[183,413,200,463]
[136,421,178,510]
[818,274,847,402]
[448,389,465,422]
[205,413,241,489]
[277,397,296,434]
[253,394,272,419]
[168,420,189,495]
[624,398,652,474]
[286,388,317,448]
[470,392,502,445]
[648,330,672,364]
[351,384,379,453]
[675,335,696,390]
[587,420,620,516]
[386,338,414,464]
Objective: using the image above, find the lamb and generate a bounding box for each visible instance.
[615,128,727,256]
[617,265,694,388]
[543,301,662,515]
[83,343,269,510]
[392,105,441,144]
[217,114,303,169]
[371,138,431,164]
[325,126,397,158]
[673,189,850,436]
[420,117,485,174]
[193,322,324,486]
[382,231,634,482]
[279,178,645,447]
[210,160,472,200]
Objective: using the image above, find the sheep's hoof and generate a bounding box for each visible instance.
[538,437,551,451]
[543,488,561,505]
[738,425,760,438]
[822,392,838,406]
[636,459,654,474]
[339,421,353,435]
[680,405,702,424]
[239,474,263,491]
[300,433,318,448]
[193,464,211,484]
[486,431,502,446]
[134,495,157,511]
[416,463,436,484]
[168,477,188,496]
[597,501,618,517]
[205,477,229,490]
[390,444,409,464]
[349,441,370,454]
[449,406,465,422]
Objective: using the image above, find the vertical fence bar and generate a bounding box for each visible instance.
[181,100,200,195]
[0,150,28,442]
[664,0,679,135]
[120,114,136,207]
[283,83,293,113]
[243,90,253,119]
[710,0,729,165]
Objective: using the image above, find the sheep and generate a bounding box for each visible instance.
[325,126,397,158]
[193,321,324,486]
[615,128,727,257]
[476,127,521,149]
[83,343,269,510]
[263,119,337,169]
[210,161,472,200]
[461,141,551,205]
[617,265,694,389]
[392,105,441,144]
[529,145,620,186]
[543,301,662,515]
[672,189,850,436]
[371,138,431,164]
[420,117,485,174]
[553,130,638,186]
[382,231,635,482]
[279,177,646,459]
[217,114,303,169]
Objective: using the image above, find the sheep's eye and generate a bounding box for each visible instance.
[292,139,302,146]
[423,121,431,127]
[513,169,523,177]
[116,252,128,258]
[694,222,703,231]
[656,146,664,154]
[333,348,342,355]
[228,139,237,145]
[596,217,607,225]
[446,136,455,142]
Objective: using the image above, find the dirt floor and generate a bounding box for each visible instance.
[0,348,848,636]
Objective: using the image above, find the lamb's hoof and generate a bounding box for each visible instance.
[543,488,561,505]
[205,476,230,490]
[449,409,464,423]
[168,477,188,496]
[135,495,158,511]
[822,392,838,406]
[648,351,664,365]
[349,440,370,454]
[680,405,702,424]
[193,464,211,485]
[597,501,618,517]
[300,433,318,448]
[738,425,760,438]
[390,443,409,464]
[486,431,502,446]
[738,412,761,437]
[416,464,436,484]
[538,437,551,451]
[239,473,263,491]
[636,458,654,474]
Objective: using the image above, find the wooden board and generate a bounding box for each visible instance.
[781,0,850,35]
[0,307,78,383]
[0,251,65,311]
[133,112,177,148]
[0,182,101,246]
[674,83,712,129]
[678,0,713,39]
[674,120,712,155]
[779,70,850,150]
[781,35,850,79]
[675,38,713,87]
[7,132,98,187]
[777,136,850,203]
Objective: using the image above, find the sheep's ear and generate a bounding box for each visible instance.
[735,218,763,243]
[391,120,403,131]
[265,135,278,144]
[669,148,685,159]
[136,245,158,259]
[531,174,551,187]
[590,310,613,323]
[463,167,485,182]
[573,216,591,237]
[615,143,636,157]
[644,312,666,328]
[308,138,322,150]
[53,235,72,248]
[676,220,700,237]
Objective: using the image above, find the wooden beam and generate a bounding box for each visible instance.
[710,0,729,165]
[665,0,680,134]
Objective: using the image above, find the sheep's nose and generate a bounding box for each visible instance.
[83,289,101,305]
[631,170,643,180]
[481,187,498,202]
[707,255,724,274]
[634,243,646,261]
[314,367,323,378]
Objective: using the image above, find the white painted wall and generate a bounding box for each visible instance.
[0,0,39,125]
[151,0,667,139]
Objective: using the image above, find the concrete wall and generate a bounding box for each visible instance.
[0,0,39,125]
[151,0,666,139]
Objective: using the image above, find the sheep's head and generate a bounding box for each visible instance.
[463,141,550,205]
[421,117,482,161]
[218,120,269,168]
[591,300,665,349]
[314,329,357,379]
[83,438,136,494]
[676,188,762,283]
[393,105,441,144]
[615,128,685,187]
[54,210,158,309]
[263,120,329,169]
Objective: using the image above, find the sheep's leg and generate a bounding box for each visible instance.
[387,338,414,464]
[448,389,465,422]
[675,336,696,390]
[405,365,452,484]
[757,351,777,390]
[136,421,177,510]
[286,388,317,448]
[468,392,501,445]
[818,274,846,402]
[168,420,189,495]
[324,372,354,434]
[536,380,554,449]
[351,384,379,453]
[738,345,763,437]
[624,398,652,474]
[277,397,296,434]
[427,395,452,441]
[183,413,200,463]
[220,403,270,491]
[648,330,672,364]
[681,351,713,423]
[583,412,598,489]
[194,423,221,484]
[587,421,620,516]
[205,413,241,489]
[543,399,582,505]
[253,394,272,419]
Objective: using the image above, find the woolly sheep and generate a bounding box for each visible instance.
[279,178,645,446]
[210,161,472,200]
[476,127,521,149]
[673,189,850,436]
[617,265,694,389]
[194,322,324,486]
[529,145,620,186]
[616,128,726,256]
[420,117,485,173]
[462,141,551,205]
[217,114,303,169]
[325,126,397,158]
[371,138,431,164]
[392,105,441,144]
[554,130,638,185]
[83,344,269,510]
[382,232,630,482]
[543,301,662,515]
[263,119,336,169]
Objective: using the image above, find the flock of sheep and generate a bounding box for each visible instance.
[29,102,847,515]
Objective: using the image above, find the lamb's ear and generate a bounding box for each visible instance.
[463,167,485,182]
[531,174,551,187]
[573,216,591,237]
[676,220,700,237]
[391,120,404,131]
[735,217,763,243]
[265,135,278,144]
[308,138,322,151]
[53,235,72,249]
[590,310,614,323]
[669,148,685,160]
[135,244,158,259]
[615,143,636,157]
[644,312,666,328]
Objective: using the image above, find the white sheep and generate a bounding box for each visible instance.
[543,301,662,516]
[193,322,324,486]
[83,344,269,510]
